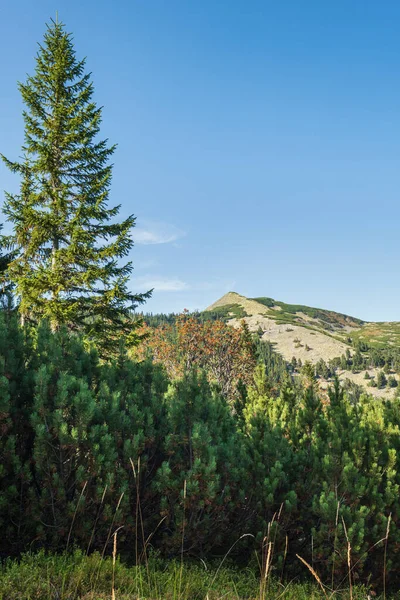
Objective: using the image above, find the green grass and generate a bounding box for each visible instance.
[207,294,400,352]
[351,321,400,348]
[252,297,364,330]
[207,303,248,321]
[0,551,389,600]
[251,297,400,350]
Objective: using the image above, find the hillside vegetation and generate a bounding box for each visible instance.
[205,292,400,397]
[206,291,400,346]
[2,18,400,600]
[2,313,400,598]
[206,292,366,335]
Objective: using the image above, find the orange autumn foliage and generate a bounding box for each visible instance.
[134,313,256,401]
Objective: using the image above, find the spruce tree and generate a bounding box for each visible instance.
[1,19,150,353]
[0,225,16,309]
[377,370,387,389]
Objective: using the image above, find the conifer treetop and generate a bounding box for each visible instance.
[1,19,151,354]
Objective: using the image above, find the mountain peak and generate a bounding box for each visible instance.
[204,291,400,398]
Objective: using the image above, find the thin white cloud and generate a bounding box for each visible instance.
[134,220,186,245]
[135,276,188,292]
[134,275,236,295]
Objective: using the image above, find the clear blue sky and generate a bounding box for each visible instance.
[1,1,399,320]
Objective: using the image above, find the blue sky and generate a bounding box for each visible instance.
[1,1,399,320]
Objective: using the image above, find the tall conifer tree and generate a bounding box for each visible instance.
[1,19,150,352]
[0,225,15,309]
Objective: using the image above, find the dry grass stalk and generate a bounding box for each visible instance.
[259,510,281,600]
[208,533,254,595]
[280,534,288,583]
[296,554,329,600]
[262,540,273,597]
[130,457,152,596]
[347,541,352,600]
[86,484,107,555]
[265,541,272,580]
[331,500,340,590]
[129,457,140,570]
[112,531,117,600]
[342,517,352,600]
[66,480,87,552]
[101,492,124,559]
[178,479,187,600]
[91,493,125,592]
[383,513,392,600]
[334,534,389,594]
[259,534,272,595]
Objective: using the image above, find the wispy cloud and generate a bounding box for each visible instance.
[134,220,186,245]
[135,276,188,292]
[134,275,236,295]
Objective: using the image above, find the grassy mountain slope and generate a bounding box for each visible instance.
[206,292,352,360]
[205,292,400,397]
[351,321,400,347]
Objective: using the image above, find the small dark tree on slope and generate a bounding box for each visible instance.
[377,370,387,389]
[1,19,150,353]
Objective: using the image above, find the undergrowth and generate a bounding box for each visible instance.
[0,550,380,600]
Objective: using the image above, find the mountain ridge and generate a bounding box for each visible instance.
[205,291,400,398]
